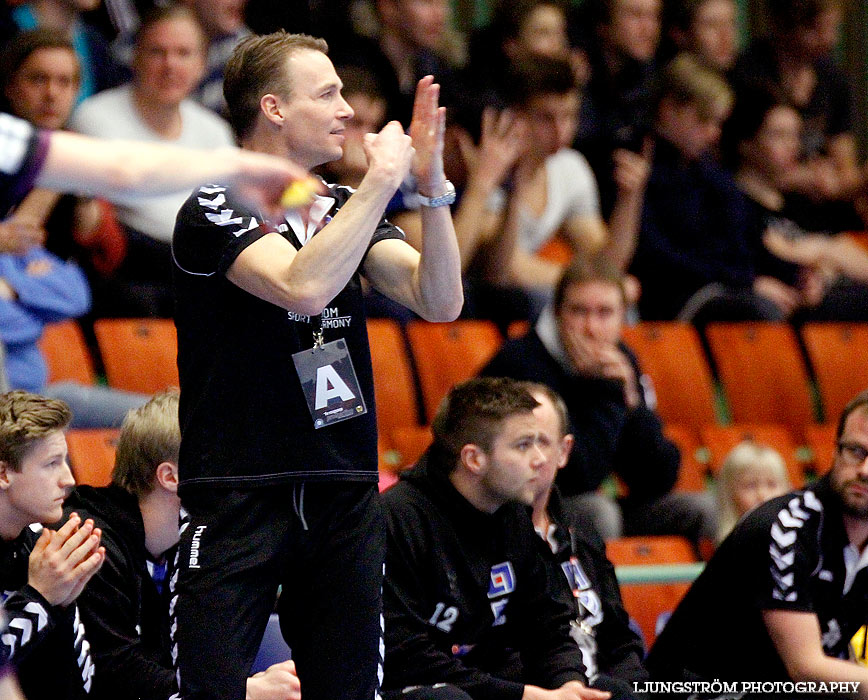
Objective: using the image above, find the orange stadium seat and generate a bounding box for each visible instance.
[406,320,503,422]
[367,319,421,433]
[801,323,868,424]
[665,424,707,492]
[805,423,838,477]
[704,323,815,433]
[701,423,804,487]
[66,428,120,487]
[606,536,697,647]
[387,425,433,473]
[606,535,697,567]
[94,318,179,394]
[38,320,97,385]
[622,322,718,430]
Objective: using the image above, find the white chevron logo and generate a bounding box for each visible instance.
[778,510,805,528]
[231,218,259,238]
[9,618,32,645]
[199,186,225,195]
[788,498,811,520]
[23,602,47,630]
[771,522,797,547]
[772,589,797,601]
[803,491,823,511]
[770,545,795,570]
[77,639,90,665]
[198,193,226,210]
[205,209,243,226]
[773,572,794,588]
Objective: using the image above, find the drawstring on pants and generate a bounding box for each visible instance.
[292,483,309,531]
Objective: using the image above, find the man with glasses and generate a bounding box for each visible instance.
[645,389,868,696]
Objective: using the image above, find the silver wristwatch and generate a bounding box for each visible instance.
[417,180,456,207]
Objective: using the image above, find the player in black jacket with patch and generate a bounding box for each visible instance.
[382,377,609,700]
[647,390,868,695]
[0,391,104,700]
[526,383,647,700]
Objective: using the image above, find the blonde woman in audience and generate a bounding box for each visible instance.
[716,441,791,542]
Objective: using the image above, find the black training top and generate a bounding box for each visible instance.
[172,181,402,491]
[647,476,868,684]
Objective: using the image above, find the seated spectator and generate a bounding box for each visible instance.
[716,441,790,542]
[647,390,868,691]
[527,382,648,697]
[9,0,123,102]
[731,0,863,226]
[570,0,661,215]
[0,243,147,427]
[64,390,301,700]
[1,30,124,276]
[381,376,609,700]
[631,53,791,324]
[723,86,868,322]
[661,0,738,72]
[482,255,717,543]
[448,55,647,316]
[459,0,584,124]
[0,391,105,699]
[71,4,235,317]
[328,0,457,126]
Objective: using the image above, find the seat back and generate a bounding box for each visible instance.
[387,426,434,473]
[801,323,868,424]
[665,424,707,492]
[606,536,697,647]
[38,320,97,385]
[622,322,717,430]
[705,323,815,433]
[66,428,120,487]
[406,320,503,422]
[804,423,838,477]
[94,319,179,394]
[367,319,421,433]
[700,423,803,487]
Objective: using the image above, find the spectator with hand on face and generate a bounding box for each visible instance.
[483,255,716,544]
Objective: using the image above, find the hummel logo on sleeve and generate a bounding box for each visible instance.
[768,491,824,602]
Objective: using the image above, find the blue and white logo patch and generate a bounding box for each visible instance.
[488,562,516,598]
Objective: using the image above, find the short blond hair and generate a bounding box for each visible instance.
[112,390,180,499]
[658,52,733,120]
[716,441,790,541]
[0,391,71,471]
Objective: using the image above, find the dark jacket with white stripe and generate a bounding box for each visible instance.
[0,523,93,699]
[646,476,868,683]
[64,485,177,700]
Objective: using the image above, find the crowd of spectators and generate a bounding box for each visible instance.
[1,0,866,328]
